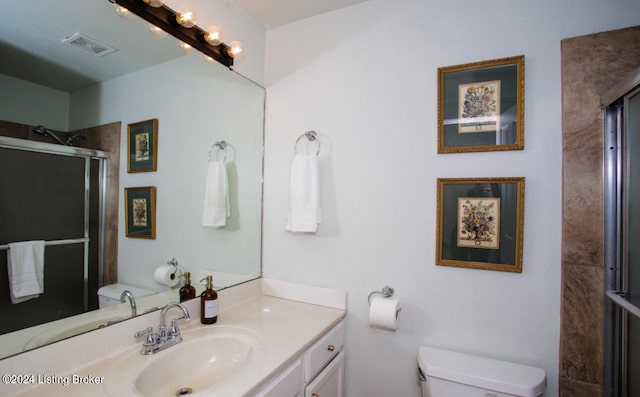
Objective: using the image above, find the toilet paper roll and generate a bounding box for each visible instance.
[154,265,180,287]
[369,296,401,331]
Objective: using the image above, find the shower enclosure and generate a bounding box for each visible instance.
[0,136,106,335]
[603,67,640,397]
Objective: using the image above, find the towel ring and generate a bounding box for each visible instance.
[208,141,227,162]
[294,130,321,156]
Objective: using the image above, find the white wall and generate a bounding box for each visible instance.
[0,74,69,131]
[262,1,640,396]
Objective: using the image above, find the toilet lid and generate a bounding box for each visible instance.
[418,346,546,397]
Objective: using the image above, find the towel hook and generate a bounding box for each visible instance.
[294,130,321,156]
[208,140,227,162]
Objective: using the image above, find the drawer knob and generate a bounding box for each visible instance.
[312,394,319,397]
[327,344,335,352]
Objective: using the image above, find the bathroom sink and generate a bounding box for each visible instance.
[104,326,262,397]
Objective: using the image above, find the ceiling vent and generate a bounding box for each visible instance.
[61,33,117,57]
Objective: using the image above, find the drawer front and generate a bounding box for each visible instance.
[305,351,345,397]
[304,321,344,382]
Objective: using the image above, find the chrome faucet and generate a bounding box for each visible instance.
[120,290,137,318]
[134,302,190,355]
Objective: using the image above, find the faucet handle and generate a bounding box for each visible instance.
[134,327,156,346]
[167,319,182,339]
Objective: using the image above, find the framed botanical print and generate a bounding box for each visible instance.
[436,177,525,272]
[127,119,158,172]
[438,56,524,153]
[125,186,156,239]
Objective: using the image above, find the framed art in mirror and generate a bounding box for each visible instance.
[436,177,524,272]
[128,119,158,172]
[125,186,156,239]
[437,55,524,153]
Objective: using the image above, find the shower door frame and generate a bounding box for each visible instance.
[603,67,640,397]
[0,136,108,312]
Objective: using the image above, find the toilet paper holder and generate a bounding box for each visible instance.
[167,258,183,280]
[368,285,394,305]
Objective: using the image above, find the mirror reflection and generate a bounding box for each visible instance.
[0,0,264,359]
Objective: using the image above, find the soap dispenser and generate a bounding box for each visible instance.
[179,272,196,302]
[199,275,218,324]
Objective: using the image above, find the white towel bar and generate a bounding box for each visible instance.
[0,238,89,251]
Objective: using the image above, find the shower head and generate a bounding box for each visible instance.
[32,125,68,146]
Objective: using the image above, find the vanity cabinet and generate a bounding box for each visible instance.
[254,320,345,397]
[253,358,303,397]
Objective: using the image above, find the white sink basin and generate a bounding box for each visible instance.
[104,325,262,397]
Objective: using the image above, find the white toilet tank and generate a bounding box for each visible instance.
[417,346,546,397]
[97,283,157,308]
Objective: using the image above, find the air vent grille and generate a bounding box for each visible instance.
[61,33,117,57]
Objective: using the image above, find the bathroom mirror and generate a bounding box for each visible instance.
[0,0,264,359]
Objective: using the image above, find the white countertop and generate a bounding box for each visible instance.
[0,279,346,397]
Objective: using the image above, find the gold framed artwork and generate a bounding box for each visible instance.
[436,177,525,272]
[125,186,156,239]
[438,55,524,153]
[127,119,158,172]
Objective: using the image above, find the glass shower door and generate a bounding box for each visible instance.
[0,137,107,335]
[625,86,640,397]
[604,68,640,397]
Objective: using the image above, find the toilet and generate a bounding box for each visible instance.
[417,346,546,397]
[97,283,158,308]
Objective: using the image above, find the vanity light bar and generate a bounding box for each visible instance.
[109,0,234,68]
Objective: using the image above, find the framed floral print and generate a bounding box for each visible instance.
[125,186,156,239]
[436,177,525,272]
[127,119,158,172]
[438,56,524,153]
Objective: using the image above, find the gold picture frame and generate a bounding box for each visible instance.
[436,177,525,272]
[438,55,524,153]
[125,186,156,239]
[127,119,158,172]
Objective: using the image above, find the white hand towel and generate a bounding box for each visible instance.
[202,160,230,227]
[286,154,322,232]
[7,240,45,304]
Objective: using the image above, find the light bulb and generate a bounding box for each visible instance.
[176,7,197,28]
[226,41,243,58]
[142,0,165,7]
[204,26,223,46]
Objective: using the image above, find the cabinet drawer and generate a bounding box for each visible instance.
[305,351,344,397]
[303,321,344,382]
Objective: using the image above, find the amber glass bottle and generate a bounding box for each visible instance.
[200,275,218,324]
[179,272,196,302]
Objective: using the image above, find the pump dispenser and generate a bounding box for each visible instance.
[199,275,218,324]
[179,272,196,302]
